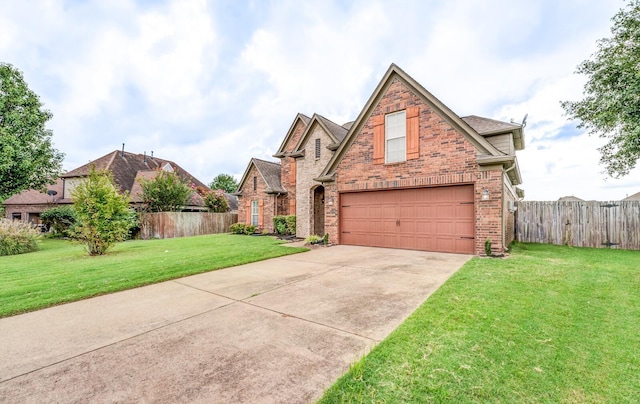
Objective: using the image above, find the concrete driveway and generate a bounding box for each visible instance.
[0,245,470,403]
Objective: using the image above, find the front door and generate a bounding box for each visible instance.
[313,186,325,236]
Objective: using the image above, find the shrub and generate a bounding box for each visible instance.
[72,167,136,256]
[229,223,246,234]
[305,234,322,244]
[285,215,296,235]
[273,216,287,235]
[139,169,191,212]
[323,233,329,245]
[195,186,229,213]
[274,215,296,235]
[0,219,40,256]
[485,238,492,256]
[41,206,77,237]
[244,225,257,235]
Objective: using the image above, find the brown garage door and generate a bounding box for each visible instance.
[340,185,474,254]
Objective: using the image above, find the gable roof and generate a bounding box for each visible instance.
[63,150,207,193]
[318,63,504,180]
[235,158,285,195]
[273,113,311,158]
[558,195,584,201]
[462,115,524,150]
[623,191,640,201]
[290,114,348,155]
[3,178,64,205]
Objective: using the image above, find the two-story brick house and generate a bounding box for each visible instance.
[235,64,524,255]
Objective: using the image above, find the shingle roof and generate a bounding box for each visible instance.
[316,115,348,143]
[273,113,311,157]
[558,195,584,201]
[461,115,521,135]
[252,158,285,193]
[63,150,207,194]
[3,178,64,205]
[461,115,525,150]
[623,191,640,201]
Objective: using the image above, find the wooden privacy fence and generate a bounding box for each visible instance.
[515,201,640,250]
[139,212,238,240]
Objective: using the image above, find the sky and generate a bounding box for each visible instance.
[1,0,638,201]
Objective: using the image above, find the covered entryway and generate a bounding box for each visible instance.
[312,186,325,236]
[339,185,475,253]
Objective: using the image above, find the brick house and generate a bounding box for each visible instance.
[235,64,525,255]
[4,149,212,224]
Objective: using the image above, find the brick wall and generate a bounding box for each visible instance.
[325,77,506,255]
[237,165,277,232]
[295,124,335,237]
[279,120,307,216]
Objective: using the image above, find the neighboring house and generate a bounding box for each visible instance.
[4,149,210,223]
[623,192,640,201]
[558,196,585,201]
[236,64,526,255]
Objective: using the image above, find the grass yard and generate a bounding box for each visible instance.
[319,243,640,403]
[0,234,307,318]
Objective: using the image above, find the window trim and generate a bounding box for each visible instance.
[251,200,259,226]
[385,110,407,164]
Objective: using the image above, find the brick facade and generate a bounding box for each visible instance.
[324,78,509,255]
[236,165,278,233]
[279,119,307,215]
[295,124,335,237]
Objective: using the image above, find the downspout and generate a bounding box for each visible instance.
[502,161,516,252]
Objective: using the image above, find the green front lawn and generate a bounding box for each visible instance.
[0,234,307,318]
[320,243,640,403]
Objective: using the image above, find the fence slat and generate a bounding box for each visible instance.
[139,212,238,240]
[515,201,640,250]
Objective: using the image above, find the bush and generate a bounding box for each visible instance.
[229,223,257,235]
[72,167,136,256]
[273,215,296,235]
[139,169,191,212]
[0,219,40,256]
[229,223,246,234]
[41,206,77,237]
[305,234,322,244]
[485,238,492,256]
[195,186,229,213]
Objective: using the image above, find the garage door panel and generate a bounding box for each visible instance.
[340,185,474,254]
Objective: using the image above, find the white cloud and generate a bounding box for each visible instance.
[2,0,637,200]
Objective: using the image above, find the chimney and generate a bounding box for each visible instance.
[121,143,125,158]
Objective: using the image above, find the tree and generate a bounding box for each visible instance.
[209,173,238,193]
[0,63,64,200]
[71,167,136,256]
[561,1,640,178]
[139,169,192,212]
[195,186,229,212]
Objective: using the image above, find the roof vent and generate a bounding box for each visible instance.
[121,143,125,157]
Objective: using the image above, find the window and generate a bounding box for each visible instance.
[251,200,259,226]
[385,110,406,163]
[253,176,257,191]
[315,138,321,159]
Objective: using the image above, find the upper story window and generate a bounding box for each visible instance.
[385,110,406,163]
[253,176,257,191]
[315,138,321,159]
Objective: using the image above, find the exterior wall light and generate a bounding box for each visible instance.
[482,188,490,200]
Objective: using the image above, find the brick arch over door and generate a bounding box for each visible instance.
[339,185,474,254]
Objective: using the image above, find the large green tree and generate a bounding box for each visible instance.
[209,173,238,193]
[72,167,136,256]
[561,1,640,178]
[0,63,64,200]
[139,169,192,212]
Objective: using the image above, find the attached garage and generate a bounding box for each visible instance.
[339,185,475,254]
